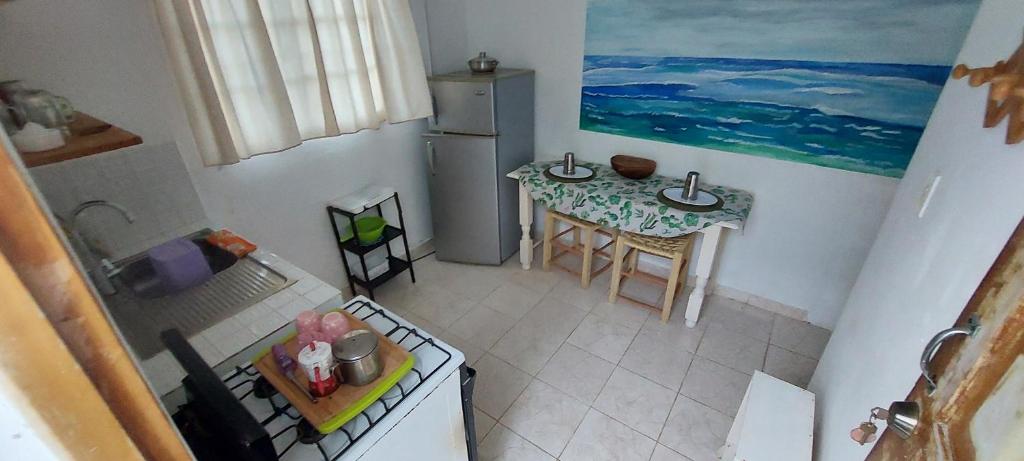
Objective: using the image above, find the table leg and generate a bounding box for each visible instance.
[518,181,534,270]
[685,225,724,328]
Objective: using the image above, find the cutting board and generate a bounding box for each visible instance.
[252,309,415,434]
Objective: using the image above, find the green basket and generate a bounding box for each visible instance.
[341,216,387,245]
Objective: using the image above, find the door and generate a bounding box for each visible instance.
[867,218,1024,460]
[428,79,497,135]
[424,133,501,264]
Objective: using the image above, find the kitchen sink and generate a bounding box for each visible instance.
[101,229,295,359]
[119,238,240,298]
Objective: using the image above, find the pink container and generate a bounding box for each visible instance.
[320,312,351,343]
[295,310,322,335]
[297,331,316,349]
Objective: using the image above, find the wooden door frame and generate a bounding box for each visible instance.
[0,134,192,460]
[1,248,143,460]
[868,217,1024,459]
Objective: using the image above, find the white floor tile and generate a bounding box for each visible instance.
[437,329,485,366]
[591,301,651,330]
[695,323,767,374]
[442,266,505,303]
[478,424,555,461]
[593,367,676,439]
[481,283,546,320]
[500,379,589,457]
[770,315,831,360]
[491,298,587,375]
[546,276,610,312]
[679,357,751,417]
[640,312,705,353]
[536,343,616,404]
[763,345,818,388]
[473,354,533,419]
[619,332,694,391]
[474,406,497,442]
[448,305,518,350]
[614,277,666,308]
[561,409,656,461]
[659,397,732,461]
[499,256,563,294]
[567,313,640,363]
[405,286,477,329]
[650,444,694,461]
[703,295,773,342]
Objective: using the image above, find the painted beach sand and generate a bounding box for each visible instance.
[580,55,950,178]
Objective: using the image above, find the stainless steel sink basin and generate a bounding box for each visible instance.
[101,230,295,359]
[118,237,240,298]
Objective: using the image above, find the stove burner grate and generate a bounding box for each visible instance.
[221,299,453,461]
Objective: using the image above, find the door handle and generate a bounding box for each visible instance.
[920,315,980,394]
[426,140,436,175]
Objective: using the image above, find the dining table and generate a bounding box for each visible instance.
[506,160,754,328]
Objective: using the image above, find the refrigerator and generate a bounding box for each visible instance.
[423,69,534,265]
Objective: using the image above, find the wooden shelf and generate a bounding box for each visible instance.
[19,112,142,168]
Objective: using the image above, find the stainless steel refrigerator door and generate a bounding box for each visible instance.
[429,80,496,135]
[424,134,501,264]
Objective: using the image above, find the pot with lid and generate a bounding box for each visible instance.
[468,52,499,73]
[332,329,383,386]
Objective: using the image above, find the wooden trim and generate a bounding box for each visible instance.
[0,250,143,460]
[0,136,192,460]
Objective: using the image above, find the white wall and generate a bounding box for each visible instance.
[0,0,436,289]
[424,0,904,328]
[809,0,1024,458]
[29,142,208,260]
[0,377,64,461]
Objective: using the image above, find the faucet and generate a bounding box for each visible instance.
[66,200,135,295]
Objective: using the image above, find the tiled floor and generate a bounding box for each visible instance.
[374,250,830,461]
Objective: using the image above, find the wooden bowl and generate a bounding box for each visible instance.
[611,154,656,179]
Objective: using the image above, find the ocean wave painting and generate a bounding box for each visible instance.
[581,0,980,178]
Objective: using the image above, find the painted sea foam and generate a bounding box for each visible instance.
[580,55,951,177]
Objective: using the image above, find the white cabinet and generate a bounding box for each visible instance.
[721,371,814,461]
[358,368,468,461]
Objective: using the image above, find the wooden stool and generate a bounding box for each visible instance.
[542,210,618,288]
[608,232,696,322]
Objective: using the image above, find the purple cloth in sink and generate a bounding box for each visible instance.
[147,238,213,293]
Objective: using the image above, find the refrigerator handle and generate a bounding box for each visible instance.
[426,140,436,175]
[430,93,438,125]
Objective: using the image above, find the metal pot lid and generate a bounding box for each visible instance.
[332,329,378,362]
[469,52,498,66]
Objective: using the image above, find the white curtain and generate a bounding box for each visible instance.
[154,0,432,166]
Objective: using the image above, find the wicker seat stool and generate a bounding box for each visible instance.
[608,231,696,322]
[541,209,618,288]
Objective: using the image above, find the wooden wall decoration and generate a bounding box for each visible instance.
[952,37,1024,144]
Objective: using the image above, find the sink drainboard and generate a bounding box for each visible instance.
[104,257,293,360]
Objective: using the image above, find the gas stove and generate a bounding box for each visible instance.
[168,297,471,461]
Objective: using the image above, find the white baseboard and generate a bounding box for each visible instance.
[635,255,809,322]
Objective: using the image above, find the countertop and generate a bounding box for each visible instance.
[138,245,343,396]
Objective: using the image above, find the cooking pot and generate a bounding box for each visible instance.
[332,329,382,386]
[468,52,499,73]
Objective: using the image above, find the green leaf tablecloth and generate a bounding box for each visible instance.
[515,161,754,237]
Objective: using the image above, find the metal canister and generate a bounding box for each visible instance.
[685,171,700,200]
[563,152,576,176]
[332,329,382,386]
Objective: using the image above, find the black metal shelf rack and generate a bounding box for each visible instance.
[326,192,415,300]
